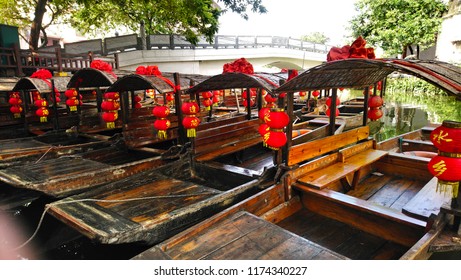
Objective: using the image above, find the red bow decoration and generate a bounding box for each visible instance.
[327,36,375,62]
[31,69,52,79]
[90,60,113,72]
[223,58,254,74]
[136,65,162,76]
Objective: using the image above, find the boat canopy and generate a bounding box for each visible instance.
[106,73,209,94]
[187,72,285,95]
[66,68,132,89]
[276,59,461,99]
[12,76,70,93]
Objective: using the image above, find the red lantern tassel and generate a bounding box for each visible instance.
[157,130,167,139]
[187,128,196,138]
[40,116,47,122]
[106,122,115,129]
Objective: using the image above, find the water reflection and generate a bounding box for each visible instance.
[341,88,461,141]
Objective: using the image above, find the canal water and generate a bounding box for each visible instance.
[2,85,460,260]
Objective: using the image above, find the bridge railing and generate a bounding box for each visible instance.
[1,33,331,77]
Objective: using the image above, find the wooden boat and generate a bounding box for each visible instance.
[132,58,461,260]
[133,126,449,260]
[0,72,208,197]
[376,125,438,157]
[44,71,348,245]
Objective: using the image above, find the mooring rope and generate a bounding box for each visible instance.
[13,192,216,251]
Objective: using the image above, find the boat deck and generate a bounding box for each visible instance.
[133,211,348,260]
[277,209,408,260]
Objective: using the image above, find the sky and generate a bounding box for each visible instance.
[217,0,358,46]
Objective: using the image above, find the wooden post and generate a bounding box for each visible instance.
[174,73,187,145]
[329,88,338,136]
[130,90,136,109]
[120,91,130,125]
[50,79,60,130]
[55,47,63,73]
[13,44,23,77]
[96,88,103,112]
[246,87,251,120]
[363,86,369,126]
[283,91,294,165]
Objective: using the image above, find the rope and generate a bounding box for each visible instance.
[34,146,54,163]
[12,192,216,251]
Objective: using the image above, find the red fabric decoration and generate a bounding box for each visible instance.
[31,69,52,79]
[91,60,112,72]
[223,58,254,74]
[327,36,376,62]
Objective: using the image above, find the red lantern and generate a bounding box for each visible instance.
[299,91,307,100]
[154,119,171,139]
[428,154,461,183]
[258,107,271,121]
[102,111,118,128]
[65,88,80,112]
[8,92,23,118]
[266,130,287,150]
[367,107,383,121]
[368,95,383,108]
[430,121,461,153]
[166,93,175,103]
[34,99,48,107]
[181,101,199,115]
[152,105,170,139]
[182,101,200,137]
[104,92,119,100]
[182,116,200,137]
[36,107,49,122]
[266,109,290,129]
[312,91,320,99]
[264,108,289,150]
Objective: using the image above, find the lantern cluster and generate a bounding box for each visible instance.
[325,96,340,117]
[8,91,23,118]
[212,90,221,106]
[182,101,200,138]
[201,91,213,111]
[152,105,171,139]
[133,95,142,108]
[65,88,80,112]
[259,108,289,150]
[428,121,461,197]
[101,92,120,128]
[242,88,256,108]
[367,94,384,121]
[33,92,49,122]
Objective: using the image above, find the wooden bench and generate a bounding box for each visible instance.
[296,149,388,190]
[194,118,261,162]
[402,177,452,222]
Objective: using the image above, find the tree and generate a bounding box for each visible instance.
[300,32,329,45]
[349,0,447,58]
[0,0,267,51]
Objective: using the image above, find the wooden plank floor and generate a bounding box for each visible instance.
[276,208,409,260]
[134,211,347,260]
[346,172,425,212]
[48,170,224,243]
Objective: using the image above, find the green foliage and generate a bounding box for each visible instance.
[349,0,447,56]
[300,32,329,44]
[0,0,266,49]
[385,77,461,123]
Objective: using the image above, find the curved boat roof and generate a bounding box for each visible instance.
[276,59,461,99]
[67,68,132,88]
[187,72,285,94]
[12,76,70,93]
[106,73,209,94]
